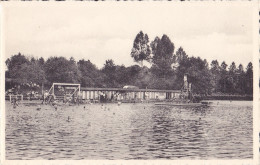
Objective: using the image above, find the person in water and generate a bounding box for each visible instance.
[12,95,19,108]
[42,90,49,104]
[77,91,83,105]
[12,87,19,108]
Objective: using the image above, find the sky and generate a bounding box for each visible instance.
[2,2,255,69]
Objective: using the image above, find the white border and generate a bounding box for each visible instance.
[1,4,6,164]
[253,1,259,163]
[0,1,258,165]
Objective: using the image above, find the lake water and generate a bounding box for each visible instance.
[5,100,252,160]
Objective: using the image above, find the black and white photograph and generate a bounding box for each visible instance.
[1,2,258,163]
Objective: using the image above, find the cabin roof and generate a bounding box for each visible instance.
[81,87,181,93]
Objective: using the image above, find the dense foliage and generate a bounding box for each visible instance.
[5,32,253,96]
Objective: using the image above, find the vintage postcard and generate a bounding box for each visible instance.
[0,1,259,165]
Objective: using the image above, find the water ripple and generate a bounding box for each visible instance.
[6,100,252,159]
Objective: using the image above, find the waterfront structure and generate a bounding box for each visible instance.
[80,87,181,102]
[5,74,189,102]
[80,74,188,102]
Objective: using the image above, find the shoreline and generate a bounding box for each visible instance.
[5,98,252,106]
[201,95,253,101]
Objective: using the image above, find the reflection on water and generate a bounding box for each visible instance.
[6,100,252,159]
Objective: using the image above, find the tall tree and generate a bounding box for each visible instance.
[30,57,36,63]
[238,64,244,73]
[174,47,188,63]
[186,57,212,95]
[221,61,228,71]
[235,64,246,94]
[226,62,237,93]
[228,62,237,73]
[210,60,220,72]
[150,34,175,78]
[218,61,229,93]
[210,60,221,93]
[38,57,45,67]
[172,47,188,70]
[245,62,253,95]
[130,31,151,66]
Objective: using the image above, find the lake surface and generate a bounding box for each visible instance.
[6,100,252,160]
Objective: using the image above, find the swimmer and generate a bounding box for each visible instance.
[12,96,19,108]
[54,104,58,110]
[36,105,41,111]
[66,116,71,122]
[117,102,121,106]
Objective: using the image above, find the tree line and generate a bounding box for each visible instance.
[5,31,253,96]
